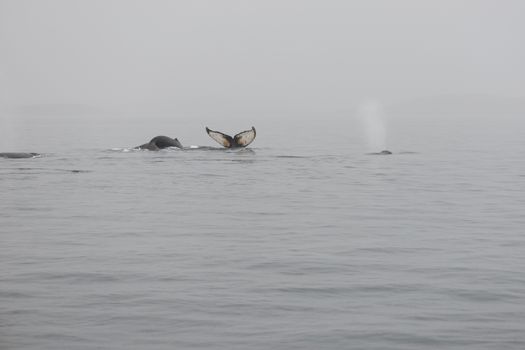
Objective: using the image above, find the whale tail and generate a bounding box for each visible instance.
[206,127,256,148]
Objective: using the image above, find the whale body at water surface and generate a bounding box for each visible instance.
[135,136,183,151]
[0,152,40,159]
[367,150,392,155]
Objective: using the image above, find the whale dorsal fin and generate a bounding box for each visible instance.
[234,127,256,147]
[171,138,183,149]
[206,127,233,148]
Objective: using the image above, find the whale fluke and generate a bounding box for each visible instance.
[135,136,183,150]
[205,127,256,148]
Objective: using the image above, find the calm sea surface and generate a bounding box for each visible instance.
[1,115,524,349]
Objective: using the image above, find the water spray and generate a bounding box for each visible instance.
[357,99,390,154]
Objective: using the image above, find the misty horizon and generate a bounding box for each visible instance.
[1,0,524,119]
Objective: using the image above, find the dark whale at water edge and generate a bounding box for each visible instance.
[0,152,40,159]
[135,136,183,151]
[367,150,392,155]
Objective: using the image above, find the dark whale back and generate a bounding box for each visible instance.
[149,136,183,149]
[0,152,40,159]
[136,136,183,150]
[367,150,392,155]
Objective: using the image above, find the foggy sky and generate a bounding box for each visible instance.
[1,0,524,115]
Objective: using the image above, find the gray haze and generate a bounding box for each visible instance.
[1,0,524,117]
[3,2,525,349]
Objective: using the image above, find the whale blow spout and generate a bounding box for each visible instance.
[358,99,387,152]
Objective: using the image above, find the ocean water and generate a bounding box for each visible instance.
[1,115,524,349]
